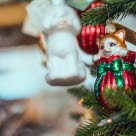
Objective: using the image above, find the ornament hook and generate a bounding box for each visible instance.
[105,19,116,34]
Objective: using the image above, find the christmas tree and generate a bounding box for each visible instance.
[14,0,136,135]
[68,0,136,135]
[1,0,135,136]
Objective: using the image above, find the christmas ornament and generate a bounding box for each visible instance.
[78,24,105,54]
[42,0,86,86]
[92,30,136,110]
[24,0,52,36]
[23,0,53,66]
[105,20,116,34]
[78,1,105,54]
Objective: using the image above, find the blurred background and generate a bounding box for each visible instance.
[0,1,88,136]
[0,0,135,136]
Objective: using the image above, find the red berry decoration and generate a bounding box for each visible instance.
[78,1,105,54]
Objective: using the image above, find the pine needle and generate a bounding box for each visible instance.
[81,0,136,25]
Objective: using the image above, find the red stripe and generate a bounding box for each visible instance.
[81,26,87,51]
[89,25,97,54]
[122,71,129,89]
[111,73,116,90]
[107,72,111,89]
[100,24,105,36]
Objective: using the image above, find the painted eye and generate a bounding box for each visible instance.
[110,43,116,47]
[101,46,104,49]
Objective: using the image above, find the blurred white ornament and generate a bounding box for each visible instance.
[42,0,86,86]
[24,0,94,86]
[82,66,96,92]
[25,0,51,35]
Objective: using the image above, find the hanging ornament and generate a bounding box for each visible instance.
[78,24,105,54]
[92,30,136,110]
[40,0,86,86]
[78,1,105,54]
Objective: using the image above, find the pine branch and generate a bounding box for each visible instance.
[68,87,105,110]
[76,121,97,136]
[82,92,112,117]
[104,89,136,122]
[81,92,97,109]
[103,0,136,4]
[68,86,112,117]
[120,127,136,136]
[68,86,91,99]
[76,120,136,136]
[76,87,136,136]
[81,0,136,25]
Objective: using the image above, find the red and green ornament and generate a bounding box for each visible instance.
[93,30,136,111]
[94,52,136,110]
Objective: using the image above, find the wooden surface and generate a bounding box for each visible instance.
[0,3,27,28]
[0,26,37,47]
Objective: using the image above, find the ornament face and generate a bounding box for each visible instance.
[42,0,86,86]
[93,30,136,110]
[94,30,128,58]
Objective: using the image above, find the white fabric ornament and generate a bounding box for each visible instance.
[42,0,86,86]
[25,0,51,36]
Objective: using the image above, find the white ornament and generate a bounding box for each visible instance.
[25,0,51,35]
[42,0,86,86]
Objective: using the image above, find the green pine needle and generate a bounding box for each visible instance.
[75,87,136,136]
[68,86,91,99]
[104,89,136,121]
[81,0,136,25]
[76,120,136,136]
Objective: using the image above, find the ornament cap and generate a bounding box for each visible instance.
[105,19,116,34]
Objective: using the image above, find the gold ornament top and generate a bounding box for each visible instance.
[105,20,116,34]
